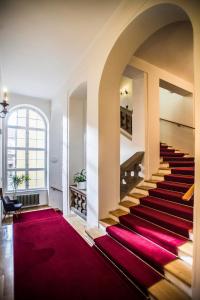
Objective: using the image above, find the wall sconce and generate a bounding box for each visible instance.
[120,89,129,96]
[0,88,9,118]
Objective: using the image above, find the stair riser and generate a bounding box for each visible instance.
[132,187,149,196]
[158,169,171,175]
[152,175,164,181]
[125,196,140,204]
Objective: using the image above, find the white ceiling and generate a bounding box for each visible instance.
[0,0,121,99]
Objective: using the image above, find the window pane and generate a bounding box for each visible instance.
[29,170,45,188]
[29,110,45,129]
[29,130,45,149]
[7,170,15,191]
[16,150,25,168]
[7,149,16,169]
[7,170,26,191]
[17,109,26,127]
[16,171,26,189]
[8,111,17,126]
[29,150,45,168]
[17,129,26,147]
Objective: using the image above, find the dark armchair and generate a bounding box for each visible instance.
[1,196,23,219]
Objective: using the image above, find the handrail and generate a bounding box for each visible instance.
[182,184,194,201]
[121,151,144,171]
[51,186,63,193]
[160,118,195,130]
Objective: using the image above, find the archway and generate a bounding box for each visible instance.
[96,2,200,297]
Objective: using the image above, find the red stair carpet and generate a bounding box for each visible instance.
[14,209,144,300]
[106,224,176,273]
[119,214,187,255]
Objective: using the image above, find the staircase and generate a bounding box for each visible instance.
[87,143,193,300]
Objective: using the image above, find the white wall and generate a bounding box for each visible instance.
[49,96,64,211]
[120,72,145,164]
[69,95,86,185]
[3,92,51,206]
[160,88,194,154]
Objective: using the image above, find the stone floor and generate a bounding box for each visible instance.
[0,206,88,300]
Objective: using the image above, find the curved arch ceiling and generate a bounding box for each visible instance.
[135,21,193,83]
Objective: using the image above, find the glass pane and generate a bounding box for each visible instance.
[7,170,15,191]
[16,171,26,189]
[17,129,26,147]
[7,170,26,191]
[29,110,45,129]
[29,130,45,149]
[29,170,45,188]
[29,150,45,169]
[7,149,16,169]
[17,109,26,127]
[7,111,17,126]
[16,150,25,168]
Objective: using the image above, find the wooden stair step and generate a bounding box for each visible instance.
[119,200,136,208]
[109,209,128,218]
[137,185,153,191]
[85,227,105,240]
[100,218,118,227]
[148,279,190,300]
[128,192,145,199]
[152,173,165,177]
[145,179,160,184]
[164,259,192,297]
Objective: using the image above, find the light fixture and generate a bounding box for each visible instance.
[120,89,128,96]
[0,88,9,118]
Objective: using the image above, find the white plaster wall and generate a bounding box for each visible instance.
[69,96,86,185]
[160,87,194,154]
[3,92,51,206]
[49,96,64,211]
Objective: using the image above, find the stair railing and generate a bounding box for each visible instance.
[182,184,194,201]
[120,151,144,200]
[120,106,133,135]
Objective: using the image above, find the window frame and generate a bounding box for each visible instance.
[4,105,48,192]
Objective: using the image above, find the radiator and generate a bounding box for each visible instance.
[16,194,40,206]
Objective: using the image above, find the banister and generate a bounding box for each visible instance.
[182,184,194,201]
[120,151,144,200]
[160,118,195,130]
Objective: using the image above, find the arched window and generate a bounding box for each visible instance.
[5,106,47,191]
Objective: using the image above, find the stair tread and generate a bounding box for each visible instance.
[86,227,105,240]
[164,259,192,287]
[95,235,162,290]
[120,200,137,208]
[119,214,187,255]
[148,279,190,300]
[100,218,118,227]
[145,179,160,184]
[164,174,194,184]
[152,173,165,177]
[139,196,193,221]
[107,224,176,273]
[109,209,128,217]
[129,192,146,199]
[130,206,193,238]
[137,185,153,191]
[156,181,192,195]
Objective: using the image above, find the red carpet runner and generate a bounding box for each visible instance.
[14,209,144,300]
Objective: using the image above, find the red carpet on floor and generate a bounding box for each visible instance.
[14,209,144,300]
